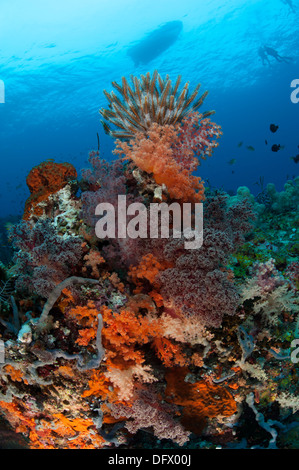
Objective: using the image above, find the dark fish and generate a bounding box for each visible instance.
[271,144,281,152]
[265,140,268,145]
[291,154,299,163]
[270,124,279,133]
[127,21,183,66]
[246,146,255,151]
[228,158,236,165]
[237,141,243,147]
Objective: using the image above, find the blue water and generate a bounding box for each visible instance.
[0,0,298,218]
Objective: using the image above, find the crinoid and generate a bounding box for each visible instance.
[99,70,215,139]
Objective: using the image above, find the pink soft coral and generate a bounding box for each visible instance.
[114,113,222,203]
[109,387,191,446]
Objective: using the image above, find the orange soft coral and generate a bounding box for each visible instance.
[0,396,105,449]
[82,370,113,400]
[67,301,98,327]
[149,290,164,307]
[152,337,188,368]
[128,253,169,293]
[58,288,76,313]
[76,328,97,346]
[50,413,105,449]
[114,123,205,203]
[100,305,160,367]
[0,401,39,444]
[82,249,105,278]
[125,293,157,316]
[67,301,99,346]
[4,365,26,383]
[109,272,125,292]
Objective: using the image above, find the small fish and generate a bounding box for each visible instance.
[228,158,236,165]
[254,176,265,190]
[246,146,255,151]
[237,141,243,148]
[291,154,299,163]
[265,140,268,145]
[271,144,281,152]
[270,124,279,133]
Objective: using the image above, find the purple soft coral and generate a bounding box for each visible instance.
[158,193,254,327]
[10,219,83,298]
[109,387,190,446]
[252,258,285,295]
[81,152,144,268]
[81,151,127,229]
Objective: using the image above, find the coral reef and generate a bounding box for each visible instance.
[234,177,299,215]
[0,73,298,450]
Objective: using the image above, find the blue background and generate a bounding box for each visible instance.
[0,0,298,218]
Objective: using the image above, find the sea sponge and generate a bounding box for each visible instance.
[24,160,77,221]
[165,368,237,434]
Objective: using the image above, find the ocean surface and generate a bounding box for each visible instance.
[0,0,298,219]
